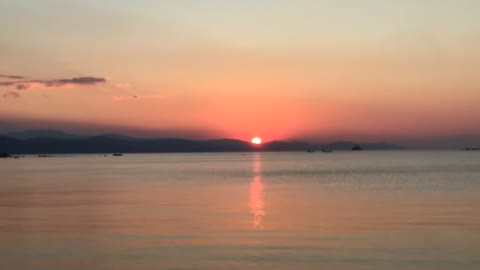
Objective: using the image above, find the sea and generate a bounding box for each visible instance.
[1,151,479,270]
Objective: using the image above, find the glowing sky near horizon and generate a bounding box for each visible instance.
[0,0,479,141]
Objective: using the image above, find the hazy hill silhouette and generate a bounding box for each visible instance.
[0,130,405,154]
[5,130,83,140]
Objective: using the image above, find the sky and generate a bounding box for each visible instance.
[0,0,479,142]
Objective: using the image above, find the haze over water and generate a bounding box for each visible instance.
[1,151,479,269]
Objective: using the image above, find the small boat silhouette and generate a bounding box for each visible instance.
[352,145,363,151]
[0,153,11,158]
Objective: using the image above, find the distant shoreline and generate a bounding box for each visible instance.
[0,134,404,155]
[2,130,480,154]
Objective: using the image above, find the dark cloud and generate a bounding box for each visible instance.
[0,76,107,90]
[0,81,15,87]
[46,77,107,87]
[3,91,20,98]
[16,84,30,90]
[0,74,25,80]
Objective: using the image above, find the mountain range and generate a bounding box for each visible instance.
[0,130,404,154]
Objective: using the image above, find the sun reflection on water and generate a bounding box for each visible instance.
[249,153,265,229]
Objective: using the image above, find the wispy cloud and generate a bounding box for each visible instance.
[113,94,165,101]
[115,83,132,89]
[3,91,20,99]
[0,76,107,90]
[0,74,25,80]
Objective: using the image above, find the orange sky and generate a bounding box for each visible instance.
[0,1,479,141]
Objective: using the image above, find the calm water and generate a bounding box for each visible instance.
[1,151,480,270]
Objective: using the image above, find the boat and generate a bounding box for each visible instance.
[352,145,363,151]
[0,153,11,158]
[113,153,123,156]
[306,149,316,153]
[322,149,333,153]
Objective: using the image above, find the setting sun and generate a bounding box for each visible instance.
[251,137,262,145]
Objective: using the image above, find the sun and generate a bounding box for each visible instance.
[251,137,262,145]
